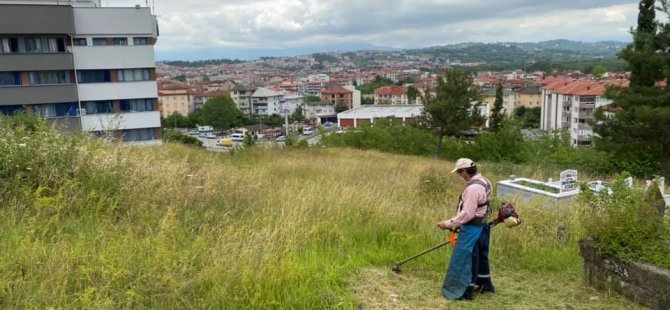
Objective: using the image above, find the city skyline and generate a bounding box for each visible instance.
[102,0,638,61]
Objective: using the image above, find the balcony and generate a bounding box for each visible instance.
[0,84,77,106]
[73,46,155,70]
[77,81,158,101]
[578,112,594,119]
[0,53,74,71]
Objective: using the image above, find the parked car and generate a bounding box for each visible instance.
[218,138,234,147]
[302,127,314,135]
[205,132,217,139]
[231,133,245,142]
[275,135,287,142]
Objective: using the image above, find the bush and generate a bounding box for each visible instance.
[322,122,436,156]
[580,174,670,268]
[163,129,203,147]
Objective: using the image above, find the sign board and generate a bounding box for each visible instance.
[560,170,579,193]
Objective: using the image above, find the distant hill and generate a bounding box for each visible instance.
[409,40,627,64]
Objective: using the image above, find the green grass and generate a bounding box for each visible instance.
[0,119,646,309]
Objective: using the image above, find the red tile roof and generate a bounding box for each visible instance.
[375,86,407,96]
[321,86,353,95]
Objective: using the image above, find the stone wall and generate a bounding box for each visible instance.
[579,238,670,310]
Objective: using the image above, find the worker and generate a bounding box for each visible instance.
[437,158,495,300]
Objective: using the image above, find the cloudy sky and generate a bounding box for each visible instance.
[106,0,639,60]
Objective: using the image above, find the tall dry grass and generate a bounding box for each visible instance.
[0,119,640,308]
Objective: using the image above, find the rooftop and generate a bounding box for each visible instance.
[338,104,423,118]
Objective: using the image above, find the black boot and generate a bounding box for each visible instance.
[458,286,474,301]
[475,278,495,293]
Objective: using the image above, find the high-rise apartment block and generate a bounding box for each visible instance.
[0,1,161,144]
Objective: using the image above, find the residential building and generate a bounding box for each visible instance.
[374,86,408,105]
[482,87,516,116]
[159,84,191,117]
[514,85,542,109]
[304,79,328,96]
[337,105,423,128]
[231,83,256,117]
[320,86,353,110]
[343,85,362,109]
[282,93,303,114]
[251,87,283,116]
[540,80,613,146]
[0,2,161,144]
[304,101,335,123]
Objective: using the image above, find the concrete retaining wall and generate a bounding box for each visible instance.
[579,237,670,310]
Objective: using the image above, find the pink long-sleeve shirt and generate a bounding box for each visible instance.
[446,174,491,229]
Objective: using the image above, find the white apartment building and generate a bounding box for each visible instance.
[540,79,613,146]
[0,1,161,144]
[251,87,283,117]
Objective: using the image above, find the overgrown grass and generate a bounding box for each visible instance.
[0,117,644,308]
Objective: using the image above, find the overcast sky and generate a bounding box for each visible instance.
[106,0,639,60]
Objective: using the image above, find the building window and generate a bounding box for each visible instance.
[123,128,156,142]
[0,105,24,116]
[0,72,22,86]
[29,71,70,85]
[117,69,150,82]
[113,37,128,45]
[77,70,111,83]
[133,37,149,45]
[47,38,66,52]
[120,99,154,112]
[1,38,19,53]
[73,38,87,46]
[34,103,78,118]
[92,38,107,46]
[82,100,114,114]
[25,37,42,53]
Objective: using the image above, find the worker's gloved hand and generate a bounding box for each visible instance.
[437,220,456,231]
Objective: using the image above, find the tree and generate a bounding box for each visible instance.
[420,69,483,157]
[407,85,420,104]
[161,112,192,129]
[335,102,349,113]
[304,95,321,103]
[591,64,608,80]
[361,97,375,105]
[513,106,541,129]
[593,0,670,179]
[173,74,186,82]
[191,96,242,130]
[292,105,304,122]
[489,84,504,132]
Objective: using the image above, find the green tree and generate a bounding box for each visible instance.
[173,74,186,82]
[420,69,483,157]
[292,105,304,122]
[361,97,375,105]
[594,0,670,179]
[489,84,504,132]
[265,114,284,128]
[335,102,349,113]
[304,95,321,103]
[407,85,420,105]
[191,96,242,130]
[591,64,608,80]
[161,112,192,129]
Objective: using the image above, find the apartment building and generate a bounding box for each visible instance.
[320,86,353,109]
[482,87,516,116]
[251,87,283,116]
[374,86,408,105]
[540,80,613,146]
[231,84,257,117]
[0,1,160,143]
[158,84,191,118]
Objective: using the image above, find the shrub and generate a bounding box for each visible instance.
[163,129,203,147]
[580,174,670,268]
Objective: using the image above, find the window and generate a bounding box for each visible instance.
[123,128,156,142]
[82,101,114,114]
[73,38,87,46]
[113,37,128,45]
[47,38,66,52]
[29,71,70,85]
[77,70,111,83]
[25,37,42,53]
[117,69,150,82]
[0,105,24,116]
[92,38,107,46]
[120,99,154,112]
[34,103,78,118]
[133,37,149,45]
[1,38,19,53]
[0,72,22,86]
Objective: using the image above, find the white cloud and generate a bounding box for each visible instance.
[108,0,639,54]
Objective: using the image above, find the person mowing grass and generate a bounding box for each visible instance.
[437,158,495,300]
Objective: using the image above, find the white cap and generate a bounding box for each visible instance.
[451,158,475,173]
